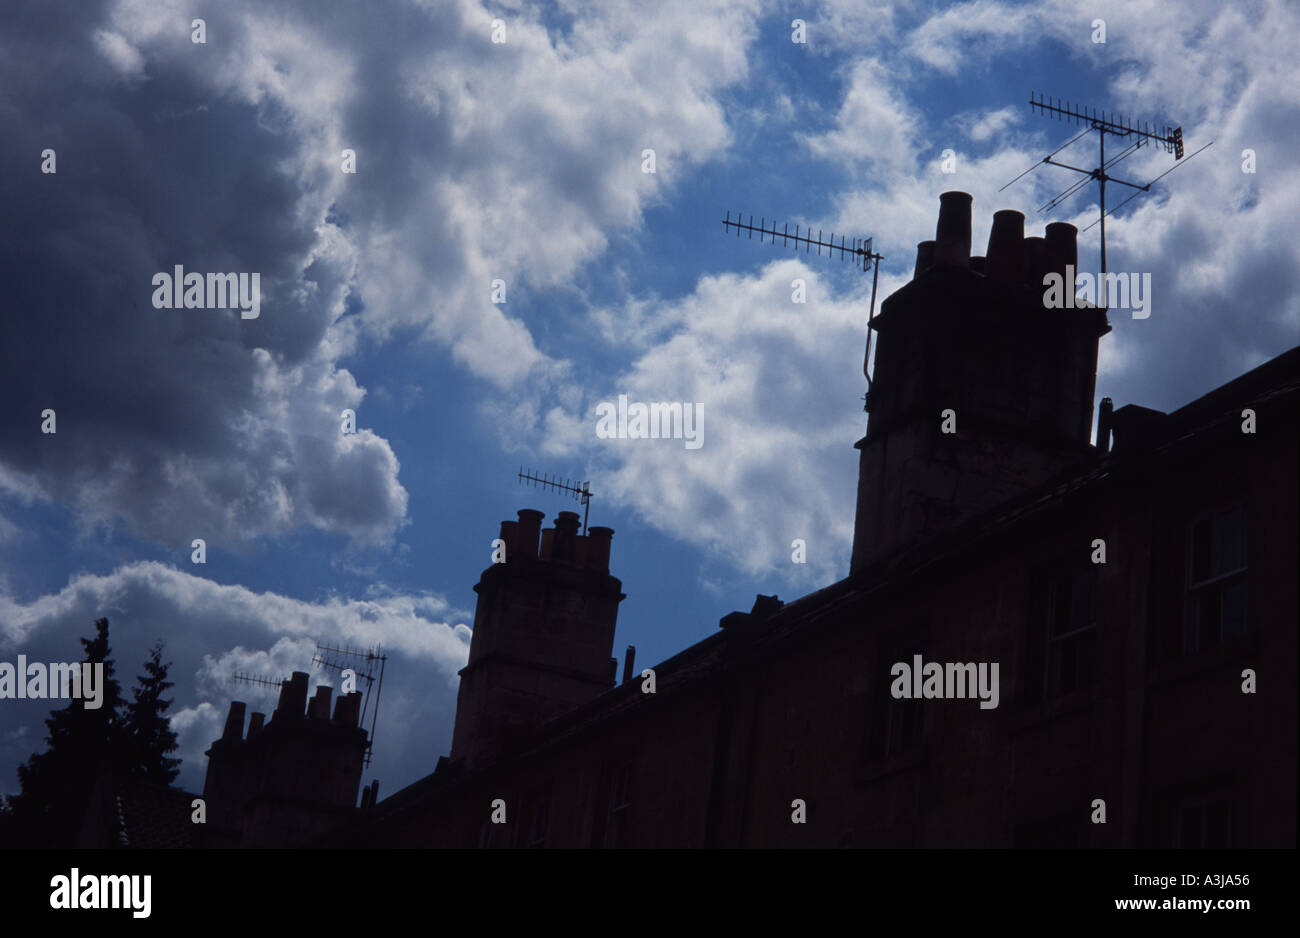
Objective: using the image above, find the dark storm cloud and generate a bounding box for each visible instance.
[0,0,405,547]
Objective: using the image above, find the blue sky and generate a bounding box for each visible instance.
[1,0,1296,800]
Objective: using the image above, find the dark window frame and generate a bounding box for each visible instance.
[870,630,927,760]
[1184,505,1248,654]
[1026,564,1099,703]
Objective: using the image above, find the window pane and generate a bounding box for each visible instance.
[1221,580,1247,640]
[1052,576,1072,635]
[1183,604,1199,655]
[1078,630,1096,688]
[1072,569,1097,628]
[1198,590,1221,651]
[1191,519,1213,582]
[1213,507,1247,575]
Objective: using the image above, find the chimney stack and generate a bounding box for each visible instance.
[933,191,972,268]
[246,712,265,739]
[850,193,1111,574]
[985,209,1024,281]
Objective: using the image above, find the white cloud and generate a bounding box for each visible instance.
[92,29,146,79]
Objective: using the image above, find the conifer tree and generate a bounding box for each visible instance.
[124,642,182,786]
[4,618,125,846]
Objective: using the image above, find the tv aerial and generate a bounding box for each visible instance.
[311,641,388,768]
[1001,92,1213,306]
[231,672,287,691]
[518,467,593,534]
[721,210,885,401]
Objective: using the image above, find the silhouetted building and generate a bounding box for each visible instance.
[451,510,624,771]
[240,192,1298,848]
[202,671,366,847]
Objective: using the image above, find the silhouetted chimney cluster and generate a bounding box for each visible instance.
[915,191,1079,295]
[497,509,614,571]
[451,508,625,770]
[852,192,1110,574]
[203,672,367,847]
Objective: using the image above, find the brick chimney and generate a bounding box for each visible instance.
[201,673,367,847]
[450,509,625,770]
[851,192,1110,573]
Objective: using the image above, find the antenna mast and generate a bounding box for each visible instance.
[1002,93,1211,307]
[721,211,885,400]
[517,467,593,534]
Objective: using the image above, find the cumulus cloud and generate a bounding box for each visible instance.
[0,0,762,551]
[536,259,870,582]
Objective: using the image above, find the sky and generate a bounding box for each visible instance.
[1,0,1296,800]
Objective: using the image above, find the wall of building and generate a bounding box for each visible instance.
[352,370,1295,848]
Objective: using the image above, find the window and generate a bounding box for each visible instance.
[873,635,925,758]
[885,682,924,756]
[1185,506,1248,653]
[1027,566,1098,702]
[1176,798,1233,848]
[602,761,631,848]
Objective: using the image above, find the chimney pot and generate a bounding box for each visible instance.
[585,526,614,571]
[933,191,973,268]
[247,712,265,739]
[913,240,936,279]
[553,511,580,564]
[332,691,362,727]
[1097,397,1114,452]
[985,209,1025,281]
[622,644,637,684]
[276,671,310,720]
[1022,236,1051,296]
[222,700,246,742]
[515,509,544,558]
[497,520,518,561]
[309,685,333,720]
[1045,222,1078,286]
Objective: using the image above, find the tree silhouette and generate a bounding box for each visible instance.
[2,618,125,847]
[123,641,181,786]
